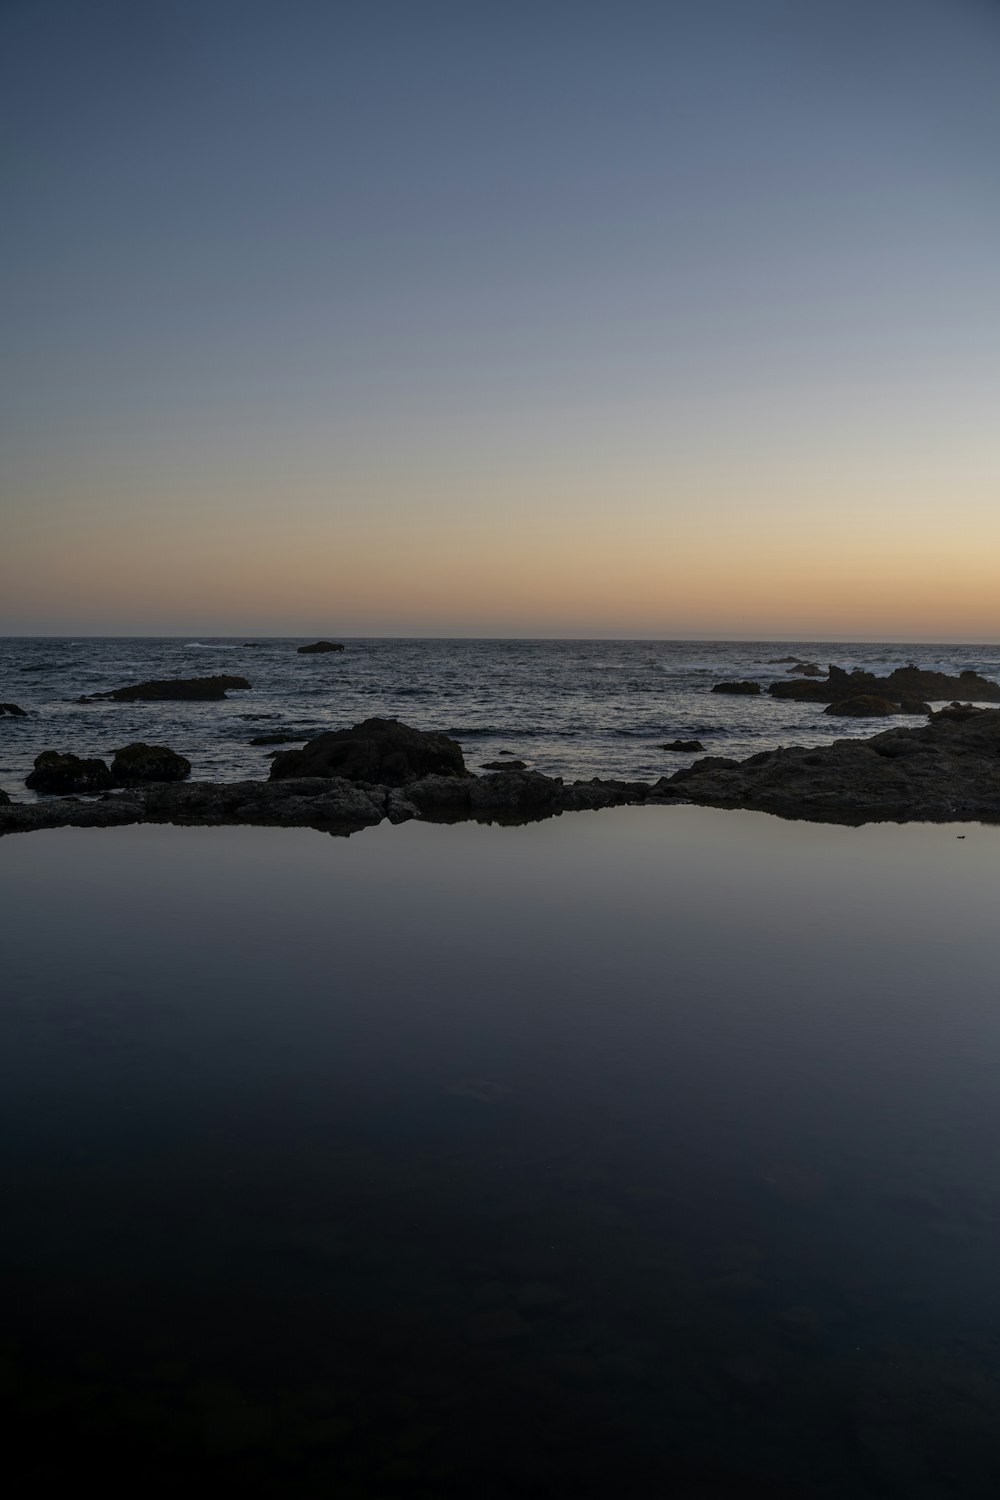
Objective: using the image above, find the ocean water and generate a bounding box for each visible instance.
[4,809,1000,1495]
[3,636,1000,799]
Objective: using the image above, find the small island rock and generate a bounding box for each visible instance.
[1,702,27,717]
[87,676,251,703]
[711,681,761,695]
[269,717,468,785]
[296,641,345,654]
[110,743,192,783]
[659,739,705,752]
[26,751,114,794]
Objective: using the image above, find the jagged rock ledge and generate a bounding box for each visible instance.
[4,706,1000,836]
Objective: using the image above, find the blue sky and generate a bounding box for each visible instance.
[2,0,998,636]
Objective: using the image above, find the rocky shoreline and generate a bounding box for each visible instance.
[4,706,1000,836]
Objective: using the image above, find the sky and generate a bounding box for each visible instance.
[1,0,998,639]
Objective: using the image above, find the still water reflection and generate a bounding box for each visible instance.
[2,809,1000,1496]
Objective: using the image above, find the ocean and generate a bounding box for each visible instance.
[4,636,1000,798]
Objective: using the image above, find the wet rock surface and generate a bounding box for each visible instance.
[659,739,705,752]
[1,701,27,717]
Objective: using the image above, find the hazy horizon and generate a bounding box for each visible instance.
[3,0,998,638]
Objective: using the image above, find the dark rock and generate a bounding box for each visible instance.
[771,663,1000,706]
[481,758,527,770]
[663,706,1000,821]
[669,756,740,783]
[658,739,704,752]
[929,701,983,722]
[296,641,344,654]
[824,695,930,717]
[470,770,564,810]
[0,702,27,717]
[0,787,10,805]
[250,732,307,746]
[270,717,469,785]
[26,750,114,794]
[767,656,801,663]
[87,676,251,702]
[824,696,901,718]
[711,680,761,695]
[789,662,823,676]
[562,778,650,810]
[110,743,191,783]
[243,642,262,648]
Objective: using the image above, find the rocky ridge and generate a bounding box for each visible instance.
[5,708,1000,835]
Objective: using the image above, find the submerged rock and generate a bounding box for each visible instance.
[0,702,27,717]
[86,675,251,702]
[270,717,468,785]
[711,680,761,695]
[26,750,114,794]
[250,732,307,745]
[110,742,192,783]
[296,640,344,654]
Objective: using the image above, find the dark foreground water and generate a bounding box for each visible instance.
[3,809,1000,1496]
[5,636,1000,796]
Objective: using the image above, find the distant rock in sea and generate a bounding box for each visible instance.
[297,641,344,654]
[1,702,27,717]
[770,664,1000,706]
[659,739,705,751]
[711,681,761,695]
[824,695,928,717]
[82,675,251,702]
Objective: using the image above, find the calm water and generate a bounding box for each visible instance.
[4,636,1000,797]
[3,809,1000,1494]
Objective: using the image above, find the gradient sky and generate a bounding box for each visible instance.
[2,0,998,638]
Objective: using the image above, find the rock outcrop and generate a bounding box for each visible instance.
[1,702,27,717]
[25,751,114,794]
[659,739,705,752]
[652,706,1000,821]
[711,681,761,695]
[823,696,912,718]
[9,711,1000,834]
[269,717,469,785]
[296,641,344,654]
[84,676,251,702]
[109,743,192,783]
[770,664,1000,706]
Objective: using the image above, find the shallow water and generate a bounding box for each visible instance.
[3,809,1000,1494]
[4,635,1000,795]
